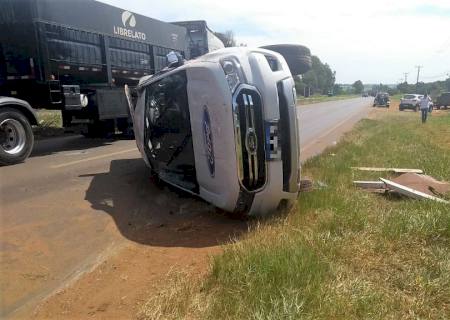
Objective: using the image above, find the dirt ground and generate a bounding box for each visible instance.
[30,245,220,319]
[8,100,373,319]
[14,211,245,319]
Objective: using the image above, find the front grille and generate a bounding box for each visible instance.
[232,85,266,191]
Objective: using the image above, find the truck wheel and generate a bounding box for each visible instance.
[260,44,312,75]
[0,108,34,165]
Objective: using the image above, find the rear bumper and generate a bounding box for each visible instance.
[399,103,417,109]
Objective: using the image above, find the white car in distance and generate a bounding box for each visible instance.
[399,94,422,111]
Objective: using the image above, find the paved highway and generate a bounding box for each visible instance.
[0,97,371,317]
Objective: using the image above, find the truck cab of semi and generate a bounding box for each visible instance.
[128,46,306,216]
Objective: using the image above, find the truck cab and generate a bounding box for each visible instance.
[129,47,302,216]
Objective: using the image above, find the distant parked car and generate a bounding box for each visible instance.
[399,94,421,111]
[434,92,450,109]
[362,92,368,97]
[373,92,390,107]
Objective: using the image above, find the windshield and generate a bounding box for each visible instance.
[403,94,416,99]
[143,70,198,193]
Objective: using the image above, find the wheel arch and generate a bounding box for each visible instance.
[0,100,38,126]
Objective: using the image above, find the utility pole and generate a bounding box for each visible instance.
[415,66,423,85]
[403,72,408,83]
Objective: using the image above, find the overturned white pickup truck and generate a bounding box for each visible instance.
[126,45,310,216]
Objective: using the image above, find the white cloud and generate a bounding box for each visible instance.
[101,0,450,83]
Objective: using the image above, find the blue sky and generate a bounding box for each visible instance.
[101,0,450,84]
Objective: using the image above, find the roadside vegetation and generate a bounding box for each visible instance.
[139,109,450,319]
[34,109,64,138]
[295,55,335,96]
[297,94,359,105]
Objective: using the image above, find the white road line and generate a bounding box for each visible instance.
[51,148,137,169]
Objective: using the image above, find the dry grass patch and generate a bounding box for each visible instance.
[139,111,450,319]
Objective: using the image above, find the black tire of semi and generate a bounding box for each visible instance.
[0,108,34,165]
[260,44,312,75]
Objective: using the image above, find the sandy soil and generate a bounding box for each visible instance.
[6,99,373,319]
[14,211,246,319]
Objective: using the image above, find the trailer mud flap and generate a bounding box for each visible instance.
[95,88,129,120]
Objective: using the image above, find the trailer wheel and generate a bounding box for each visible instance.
[0,108,34,165]
[260,44,312,75]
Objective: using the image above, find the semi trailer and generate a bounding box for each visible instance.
[173,20,225,59]
[0,0,225,164]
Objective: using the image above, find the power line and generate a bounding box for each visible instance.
[420,71,450,80]
[403,72,409,83]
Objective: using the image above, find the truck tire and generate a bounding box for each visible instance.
[0,108,34,165]
[260,44,312,75]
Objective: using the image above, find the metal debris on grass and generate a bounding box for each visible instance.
[353,169,450,204]
[351,167,424,174]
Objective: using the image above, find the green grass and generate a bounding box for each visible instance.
[297,94,359,105]
[139,111,450,320]
[34,109,65,138]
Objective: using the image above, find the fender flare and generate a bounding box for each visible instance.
[0,96,38,125]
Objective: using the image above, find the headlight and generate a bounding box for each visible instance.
[220,57,245,93]
[80,94,88,107]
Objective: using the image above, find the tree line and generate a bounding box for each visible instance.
[294,56,335,96]
[364,79,450,97]
[335,78,450,97]
[395,79,450,97]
